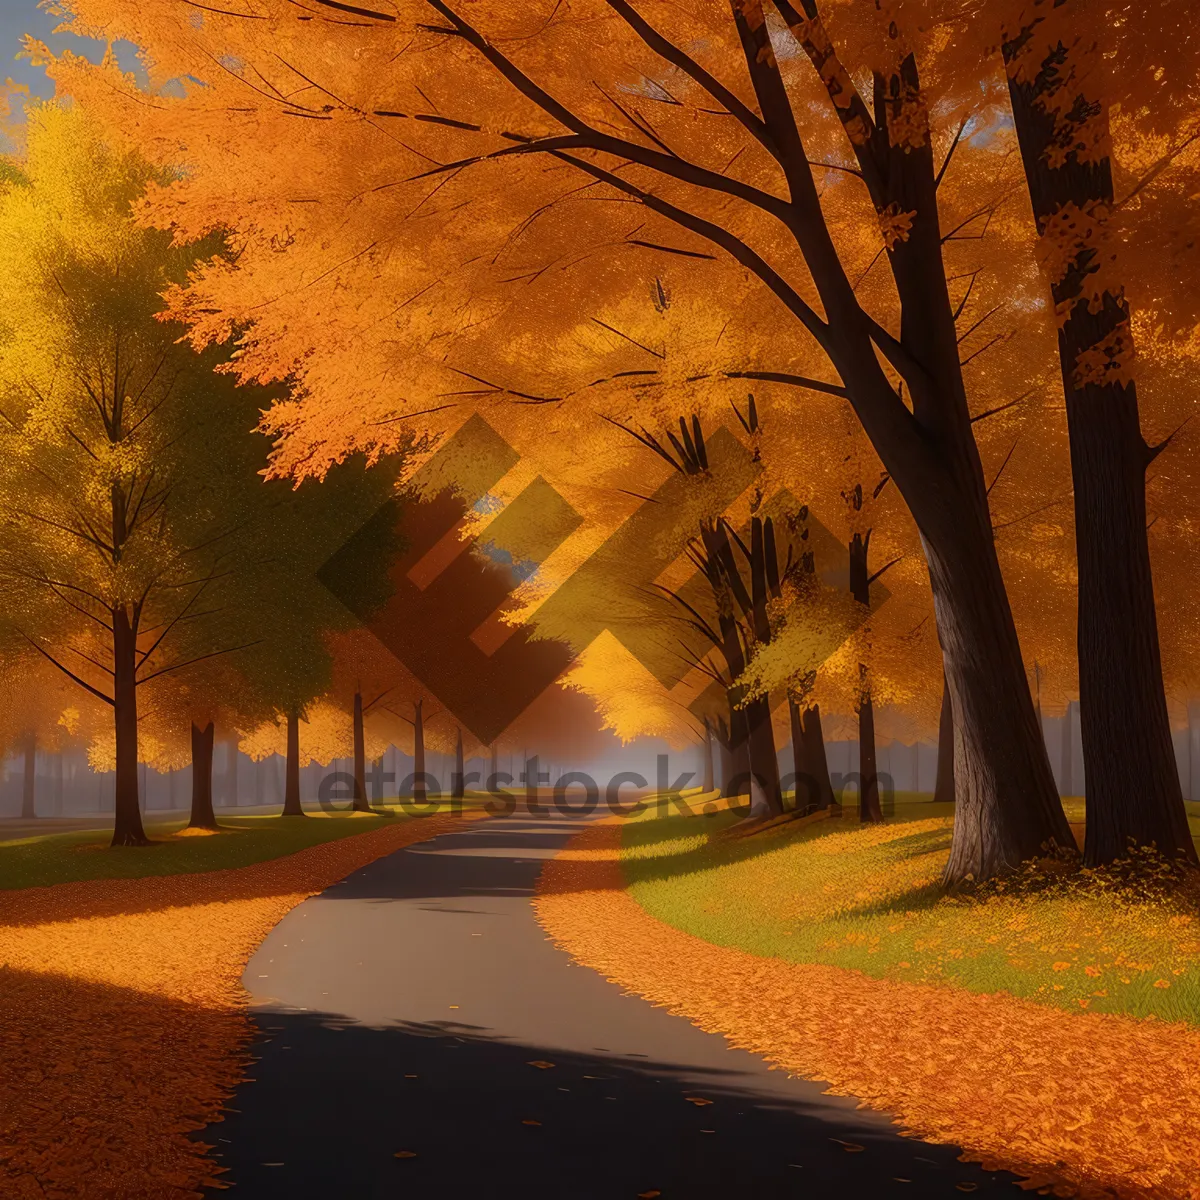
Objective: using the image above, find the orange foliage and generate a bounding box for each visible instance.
[0,814,470,1198]
[538,820,1200,1200]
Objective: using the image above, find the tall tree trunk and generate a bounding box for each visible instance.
[412,699,427,803]
[801,704,836,810]
[188,720,218,830]
[746,695,783,814]
[723,718,750,798]
[1004,28,1196,867]
[20,732,36,820]
[352,690,371,812]
[452,727,465,799]
[111,605,148,846]
[745,518,783,814]
[1185,700,1195,806]
[858,676,883,823]
[778,27,1072,881]
[1061,700,1075,799]
[848,530,882,823]
[934,675,956,805]
[282,709,304,816]
[789,696,808,811]
[701,717,715,794]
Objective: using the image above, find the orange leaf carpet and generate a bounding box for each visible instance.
[534,820,1200,1200]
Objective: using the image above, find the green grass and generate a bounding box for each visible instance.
[618,794,1200,1024]
[0,798,471,890]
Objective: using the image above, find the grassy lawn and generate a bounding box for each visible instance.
[619,794,1200,1025]
[0,798,475,890]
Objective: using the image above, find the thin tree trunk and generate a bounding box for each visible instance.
[20,732,35,820]
[1004,30,1195,867]
[934,675,956,805]
[701,717,715,794]
[188,720,218,830]
[801,704,836,810]
[789,696,808,811]
[412,699,427,803]
[1061,701,1074,799]
[282,709,304,816]
[111,605,148,846]
[52,753,63,817]
[858,679,883,823]
[452,727,465,799]
[848,530,882,823]
[352,690,371,812]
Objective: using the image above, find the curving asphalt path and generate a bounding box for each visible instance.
[201,813,1022,1197]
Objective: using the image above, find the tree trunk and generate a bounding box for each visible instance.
[723,717,750,798]
[701,717,715,794]
[1004,33,1195,867]
[52,752,63,817]
[858,677,883,823]
[282,709,304,816]
[917,511,1072,881]
[789,696,808,811]
[1190,703,1196,803]
[188,721,218,830]
[801,704,836,810]
[110,605,148,846]
[352,690,371,812]
[412,699,427,803]
[20,732,35,820]
[848,530,882,823]
[452,727,465,799]
[1061,700,1074,799]
[934,676,956,805]
[746,695,783,815]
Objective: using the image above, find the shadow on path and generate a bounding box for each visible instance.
[201,815,1023,1198]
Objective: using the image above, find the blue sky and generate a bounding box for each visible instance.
[1,1,140,147]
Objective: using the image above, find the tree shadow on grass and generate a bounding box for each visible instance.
[198,1007,1026,1200]
[616,809,878,889]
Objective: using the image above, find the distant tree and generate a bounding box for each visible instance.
[0,103,401,840]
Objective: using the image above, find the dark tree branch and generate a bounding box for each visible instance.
[19,633,115,706]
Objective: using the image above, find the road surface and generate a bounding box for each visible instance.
[202,814,1021,1197]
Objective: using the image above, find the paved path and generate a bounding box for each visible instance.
[203,815,1021,1197]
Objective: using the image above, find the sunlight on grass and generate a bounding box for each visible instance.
[620,801,1200,1024]
[0,803,466,889]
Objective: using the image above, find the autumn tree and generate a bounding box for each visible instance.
[0,104,278,844]
[0,102,404,837]
[995,1,1198,866]
[47,0,1095,880]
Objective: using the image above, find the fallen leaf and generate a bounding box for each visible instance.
[956,1185,978,1193]
[522,1119,541,1126]
[393,1151,417,1160]
[638,1192,661,1198]
[527,1060,556,1069]
[684,1096,712,1106]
